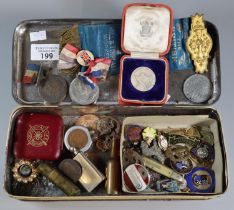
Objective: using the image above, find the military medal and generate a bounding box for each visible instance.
[12,160,38,183]
[38,74,68,104]
[186,14,213,74]
[185,167,215,193]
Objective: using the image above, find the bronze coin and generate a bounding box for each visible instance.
[68,129,88,149]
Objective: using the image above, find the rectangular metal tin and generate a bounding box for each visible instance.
[4,106,228,200]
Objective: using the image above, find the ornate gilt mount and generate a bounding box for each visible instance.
[186,14,213,73]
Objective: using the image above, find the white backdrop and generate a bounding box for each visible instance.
[0,0,233,209]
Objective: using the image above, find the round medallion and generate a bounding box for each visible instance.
[69,77,99,105]
[130,67,156,92]
[38,75,67,104]
[185,167,215,193]
[183,74,212,103]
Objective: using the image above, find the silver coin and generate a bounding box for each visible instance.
[69,77,99,105]
[183,74,212,103]
[38,75,67,104]
[130,67,156,92]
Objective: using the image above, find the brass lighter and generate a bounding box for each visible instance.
[37,162,80,196]
[105,138,121,195]
[73,152,106,192]
[186,14,213,74]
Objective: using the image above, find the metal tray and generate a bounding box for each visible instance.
[4,106,228,200]
[12,19,221,106]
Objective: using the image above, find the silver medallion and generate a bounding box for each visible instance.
[38,75,67,104]
[130,67,156,92]
[183,74,212,103]
[69,77,99,105]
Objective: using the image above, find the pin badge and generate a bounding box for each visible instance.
[77,50,94,66]
[190,142,214,164]
[142,127,157,145]
[170,159,193,174]
[125,125,143,143]
[185,167,215,193]
[123,163,150,192]
[12,160,38,183]
[156,179,180,192]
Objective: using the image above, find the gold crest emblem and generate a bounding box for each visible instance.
[186,14,213,74]
[27,124,49,147]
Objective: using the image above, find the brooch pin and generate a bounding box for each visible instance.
[12,160,38,183]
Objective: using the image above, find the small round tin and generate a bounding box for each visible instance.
[183,74,212,103]
[123,163,150,192]
[76,50,94,66]
[185,167,215,193]
[130,66,156,92]
[38,75,67,104]
[64,125,93,153]
[69,77,99,105]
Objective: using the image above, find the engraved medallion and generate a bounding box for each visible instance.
[38,75,68,104]
[130,67,156,92]
[183,74,212,103]
[69,77,99,105]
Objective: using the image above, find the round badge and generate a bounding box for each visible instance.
[191,142,214,164]
[130,67,156,92]
[38,75,68,104]
[76,50,94,66]
[123,163,150,192]
[69,77,99,105]
[170,159,193,174]
[183,74,212,103]
[185,167,215,193]
[125,125,143,143]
